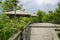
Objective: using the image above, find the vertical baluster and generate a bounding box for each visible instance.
[20,27,24,40]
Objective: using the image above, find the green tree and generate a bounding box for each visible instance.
[42,3,60,24]
[2,0,22,12]
[42,10,57,23]
[0,13,21,40]
[36,10,45,22]
[42,14,49,22]
[0,0,2,10]
[52,3,60,24]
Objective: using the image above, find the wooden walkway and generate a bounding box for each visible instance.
[30,28,58,40]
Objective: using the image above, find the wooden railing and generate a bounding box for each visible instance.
[8,23,30,40]
[55,28,60,31]
[8,31,21,40]
[8,23,60,40]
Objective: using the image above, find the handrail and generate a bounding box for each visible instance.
[8,31,21,40]
[8,23,31,40]
[25,23,31,40]
[55,28,60,31]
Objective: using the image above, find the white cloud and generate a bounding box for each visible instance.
[20,0,59,6]
[21,0,28,3]
[19,0,59,13]
[20,0,58,5]
[20,0,31,4]
[35,0,58,5]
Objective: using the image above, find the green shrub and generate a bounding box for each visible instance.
[0,13,21,40]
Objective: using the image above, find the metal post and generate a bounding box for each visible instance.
[13,0,18,21]
[14,3,16,22]
[13,0,17,27]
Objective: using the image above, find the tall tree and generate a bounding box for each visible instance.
[42,3,60,24]
[53,3,60,24]
[36,10,45,22]
[2,0,22,12]
[0,0,2,10]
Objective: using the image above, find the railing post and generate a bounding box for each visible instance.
[20,27,24,40]
[25,23,31,40]
[20,23,31,40]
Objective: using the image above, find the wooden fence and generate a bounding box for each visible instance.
[8,23,30,40]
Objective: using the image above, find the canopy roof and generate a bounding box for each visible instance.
[5,10,37,17]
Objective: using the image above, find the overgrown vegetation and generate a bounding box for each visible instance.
[0,13,20,40]
[2,0,22,12]
[34,3,60,24]
[0,13,33,40]
[0,0,60,40]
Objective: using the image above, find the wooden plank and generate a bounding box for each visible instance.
[8,31,21,40]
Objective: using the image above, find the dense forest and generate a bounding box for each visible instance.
[0,0,60,40]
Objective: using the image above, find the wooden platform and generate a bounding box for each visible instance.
[27,23,60,40]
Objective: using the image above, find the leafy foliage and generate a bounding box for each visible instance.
[0,0,2,10]
[0,13,33,40]
[0,0,60,39]
[34,10,45,22]
[36,3,60,24]
[2,0,22,12]
[58,33,60,39]
[0,13,21,40]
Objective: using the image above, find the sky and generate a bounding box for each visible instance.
[19,0,60,13]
